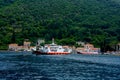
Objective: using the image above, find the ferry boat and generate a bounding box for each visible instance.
[32,39,72,55]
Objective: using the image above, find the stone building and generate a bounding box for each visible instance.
[23,41,31,51]
[8,40,32,51]
[8,43,18,51]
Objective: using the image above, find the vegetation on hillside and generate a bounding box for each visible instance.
[0,0,120,50]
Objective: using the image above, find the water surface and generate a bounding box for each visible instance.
[0,51,120,80]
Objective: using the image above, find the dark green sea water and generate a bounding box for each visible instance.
[0,51,120,80]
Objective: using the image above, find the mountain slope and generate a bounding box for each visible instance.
[0,0,120,49]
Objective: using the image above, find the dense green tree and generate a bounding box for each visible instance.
[0,0,120,50]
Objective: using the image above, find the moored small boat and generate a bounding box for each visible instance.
[76,43,100,55]
[77,51,99,54]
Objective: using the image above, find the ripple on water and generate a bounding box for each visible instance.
[0,52,120,80]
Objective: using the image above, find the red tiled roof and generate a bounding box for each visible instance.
[9,43,18,47]
[85,43,93,46]
[91,48,99,50]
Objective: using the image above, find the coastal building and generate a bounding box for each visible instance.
[8,43,18,51]
[111,43,120,54]
[17,46,24,51]
[76,41,85,46]
[115,43,120,51]
[8,40,33,51]
[23,41,31,51]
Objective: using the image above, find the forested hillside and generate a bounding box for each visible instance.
[0,0,120,49]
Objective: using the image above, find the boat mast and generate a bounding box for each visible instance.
[52,38,55,45]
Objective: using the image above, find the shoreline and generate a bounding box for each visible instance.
[0,51,120,56]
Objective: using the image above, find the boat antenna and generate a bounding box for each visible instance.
[36,39,41,50]
[52,38,55,45]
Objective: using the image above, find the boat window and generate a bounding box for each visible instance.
[45,47,48,49]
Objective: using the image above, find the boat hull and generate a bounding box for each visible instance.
[32,51,70,55]
[77,51,99,54]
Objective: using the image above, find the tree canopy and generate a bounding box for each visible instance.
[0,0,120,49]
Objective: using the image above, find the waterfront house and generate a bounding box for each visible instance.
[8,40,32,51]
[23,41,31,51]
[115,43,120,51]
[76,41,85,46]
[17,46,24,51]
[8,43,18,51]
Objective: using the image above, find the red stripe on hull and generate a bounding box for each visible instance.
[33,51,70,55]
